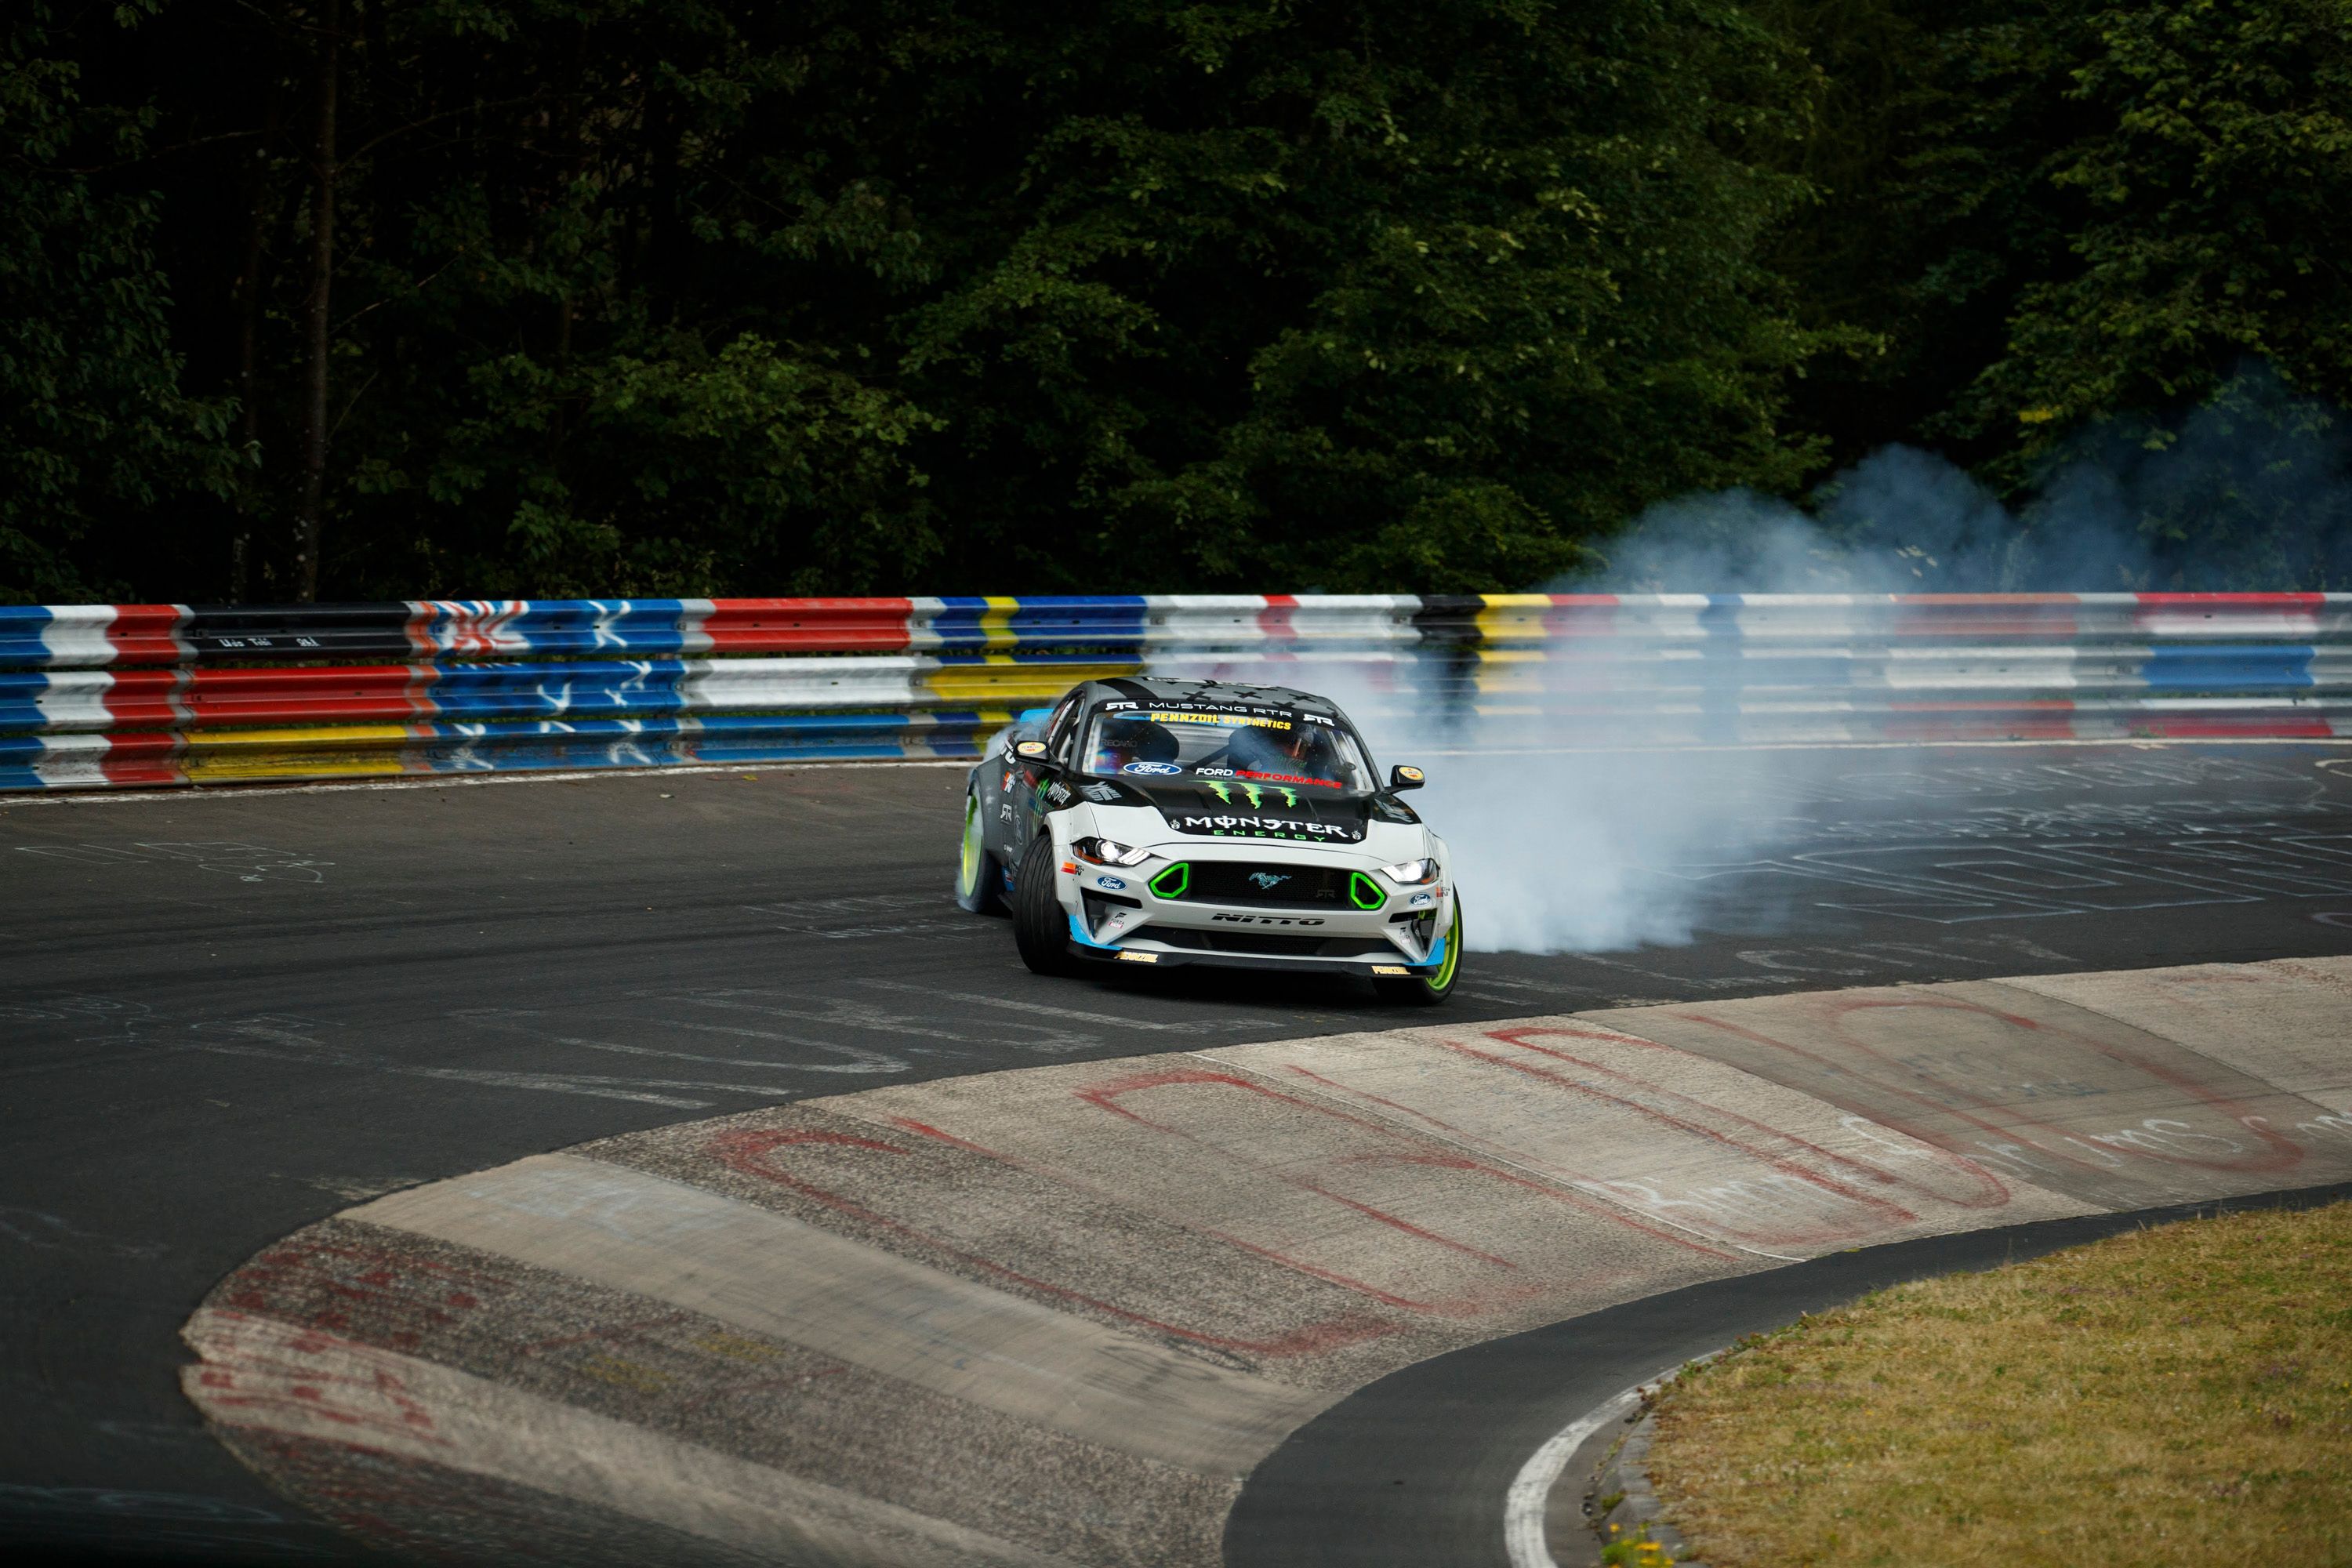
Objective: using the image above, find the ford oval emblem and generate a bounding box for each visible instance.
[1122,760,1183,775]
[1097,876,1127,891]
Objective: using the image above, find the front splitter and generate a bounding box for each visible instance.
[1065,942,1439,978]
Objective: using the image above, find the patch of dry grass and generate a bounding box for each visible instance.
[1644,1201,2352,1566]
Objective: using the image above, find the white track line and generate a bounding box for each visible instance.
[1504,1352,1723,1568]
[1503,1382,1646,1568]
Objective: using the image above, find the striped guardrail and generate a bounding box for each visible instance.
[7,593,2352,667]
[0,597,1436,666]
[2,593,2349,790]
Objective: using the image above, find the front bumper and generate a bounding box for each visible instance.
[1055,845,1452,977]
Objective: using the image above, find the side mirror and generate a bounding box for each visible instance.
[1015,739,1050,761]
[1388,764,1425,792]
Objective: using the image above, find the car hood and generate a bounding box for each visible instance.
[1116,779,1403,846]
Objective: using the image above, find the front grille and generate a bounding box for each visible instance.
[1155,861,1385,910]
[1147,927,1397,959]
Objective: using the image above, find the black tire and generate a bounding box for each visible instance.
[954,788,1007,915]
[1375,896,1461,1006]
[1011,834,1076,976]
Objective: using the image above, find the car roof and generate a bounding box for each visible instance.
[1079,676,1348,719]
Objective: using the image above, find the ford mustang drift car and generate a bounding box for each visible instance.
[955,678,1460,1004]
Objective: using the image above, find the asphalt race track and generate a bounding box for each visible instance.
[1225,1181,2352,1568]
[6,741,2352,1563]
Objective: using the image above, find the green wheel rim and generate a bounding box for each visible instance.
[959,794,985,895]
[1431,902,1461,989]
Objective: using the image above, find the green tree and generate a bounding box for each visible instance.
[1795,0,2352,585]
[1963,0,2352,449]
[1766,0,2352,484]
[4,0,1833,600]
[0,2,238,602]
[894,0,1832,590]
[220,0,952,600]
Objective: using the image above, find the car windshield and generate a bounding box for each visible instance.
[1080,704,1376,795]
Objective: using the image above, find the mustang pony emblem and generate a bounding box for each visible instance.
[1247,871,1290,890]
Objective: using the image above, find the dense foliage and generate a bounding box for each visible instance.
[4,0,2349,600]
[2,2,238,601]
[1764,0,2352,588]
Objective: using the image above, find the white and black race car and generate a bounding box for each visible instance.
[955,678,1460,1004]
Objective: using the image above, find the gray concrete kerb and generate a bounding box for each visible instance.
[1550,1363,1714,1568]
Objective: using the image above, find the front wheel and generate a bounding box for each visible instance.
[1376,897,1461,1006]
[955,789,1006,915]
[1011,835,1076,976]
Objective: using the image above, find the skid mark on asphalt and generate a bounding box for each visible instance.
[642,988,1104,1055]
[0,1206,169,1260]
[648,1018,921,1072]
[1628,753,2352,933]
[188,1017,735,1109]
[1675,829,2352,927]
[1756,753,2315,804]
[0,989,951,1102]
[455,1009,908,1078]
[1471,932,2086,1002]
[285,1174,423,1202]
[0,994,176,1080]
[0,1483,326,1561]
[14,840,335,883]
[858,978,1280,1034]
[746,894,985,942]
